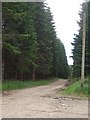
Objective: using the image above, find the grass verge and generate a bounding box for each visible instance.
[62,78,89,97]
[0,83,2,91]
[1,77,59,91]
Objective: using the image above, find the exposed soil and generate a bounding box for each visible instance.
[2,79,88,118]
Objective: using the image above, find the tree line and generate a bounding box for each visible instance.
[71,1,90,78]
[2,2,69,81]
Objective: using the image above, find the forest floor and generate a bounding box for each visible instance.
[2,79,88,118]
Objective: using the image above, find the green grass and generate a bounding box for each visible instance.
[0,83,2,91]
[62,78,89,97]
[1,78,58,91]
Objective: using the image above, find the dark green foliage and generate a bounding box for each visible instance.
[71,33,82,77]
[54,39,69,78]
[2,2,69,81]
[3,3,38,80]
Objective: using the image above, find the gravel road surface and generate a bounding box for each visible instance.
[2,79,88,118]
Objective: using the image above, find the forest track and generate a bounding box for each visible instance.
[2,79,88,118]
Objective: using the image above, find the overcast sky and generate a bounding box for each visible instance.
[46,0,84,65]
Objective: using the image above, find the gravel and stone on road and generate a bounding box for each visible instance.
[2,79,88,118]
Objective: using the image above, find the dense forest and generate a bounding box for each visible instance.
[2,2,69,81]
[71,1,90,78]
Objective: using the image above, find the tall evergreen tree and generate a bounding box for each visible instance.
[55,39,69,78]
[2,2,69,80]
[2,3,38,80]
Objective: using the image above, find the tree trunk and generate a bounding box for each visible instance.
[32,66,35,81]
[15,70,18,80]
[21,71,24,81]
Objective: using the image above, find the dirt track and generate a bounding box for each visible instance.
[2,79,88,118]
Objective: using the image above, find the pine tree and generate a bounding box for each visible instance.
[2,2,69,80]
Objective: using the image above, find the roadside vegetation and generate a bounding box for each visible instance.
[1,78,59,91]
[0,83,2,91]
[62,77,89,97]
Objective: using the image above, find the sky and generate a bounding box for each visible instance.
[46,0,84,65]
